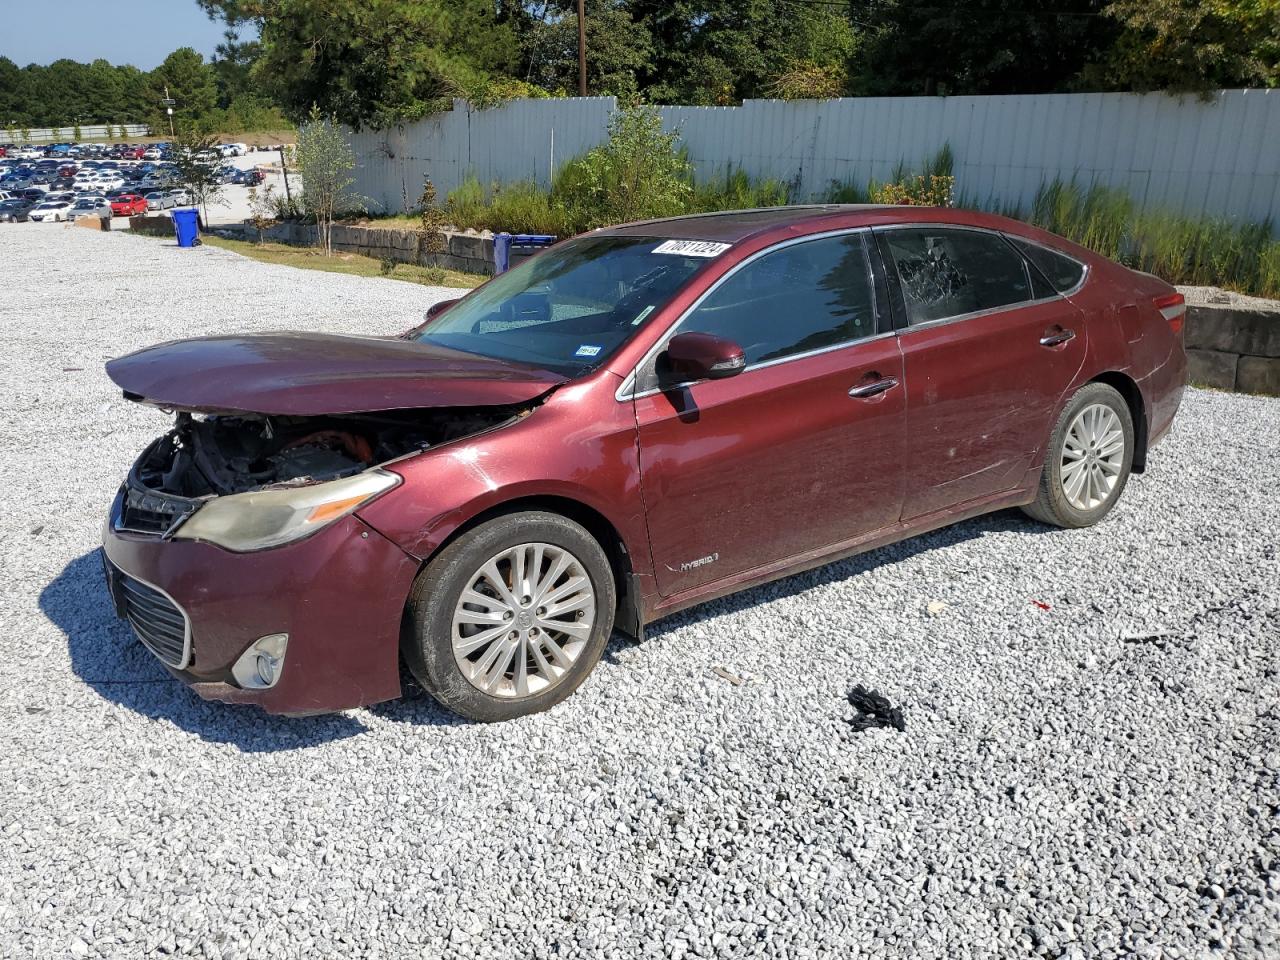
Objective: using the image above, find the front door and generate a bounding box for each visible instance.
[632,231,906,599]
[875,226,1088,520]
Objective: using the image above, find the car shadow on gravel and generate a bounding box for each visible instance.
[635,508,1057,643]
[42,549,369,752]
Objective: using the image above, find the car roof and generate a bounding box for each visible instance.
[597,204,1044,246]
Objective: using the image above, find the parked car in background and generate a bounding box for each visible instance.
[102,206,1187,722]
[67,197,111,221]
[144,191,175,211]
[242,168,266,186]
[0,199,34,222]
[27,198,73,222]
[109,194,148,217]
[167,188,192,206]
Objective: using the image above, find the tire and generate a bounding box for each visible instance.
[1023,382,1135,528]
[403,511,616,722]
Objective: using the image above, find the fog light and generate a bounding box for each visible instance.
[230,633,289,690]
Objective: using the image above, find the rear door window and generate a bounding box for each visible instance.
[881,228,1033,325]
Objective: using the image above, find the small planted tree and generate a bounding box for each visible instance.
[73,123,82,141]
[295,107,358,256]
[247,183,278,243]
[418,176,447,260]
[171,126,226,226]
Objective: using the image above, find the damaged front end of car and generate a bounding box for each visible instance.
[116,406,525,552]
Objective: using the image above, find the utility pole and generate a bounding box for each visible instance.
[577,0,587,97]
[279,145,292,204]
[161,85,176,139]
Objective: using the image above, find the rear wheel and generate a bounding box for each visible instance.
[1023,382,1134,528]
[403,511,616,722]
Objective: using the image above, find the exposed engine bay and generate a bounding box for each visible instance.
[131,407,524,499]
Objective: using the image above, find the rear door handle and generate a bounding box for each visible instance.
[848,377,899,399]
[1040,328,1076,347]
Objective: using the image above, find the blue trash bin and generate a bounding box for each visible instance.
[494,232,556,273]
[172,208,201,248]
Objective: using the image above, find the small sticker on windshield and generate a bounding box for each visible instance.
[631,305,656,326]
[652,239,731,257]
[575,344,603,357]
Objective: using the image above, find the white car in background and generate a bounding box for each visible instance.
[28,199,74,222]
[168,188,192,206]
[144,191,175,211]
[67,197,111,221]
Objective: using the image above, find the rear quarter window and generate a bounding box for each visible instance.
[1009,237,1087,294]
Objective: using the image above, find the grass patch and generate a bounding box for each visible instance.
[201,235,486,289]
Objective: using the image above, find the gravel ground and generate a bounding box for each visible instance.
[1,225,1278,960]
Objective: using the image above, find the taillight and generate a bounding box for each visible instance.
[1154,292,1185,334]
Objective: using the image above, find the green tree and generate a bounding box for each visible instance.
[1088,0,1280,91]
[850,0,1116,96]
[148,48,219,128]
[295,108,360,253]
[172,126,226,224]
[520,0,654,97]
[198,0,520,127]
[626,0,857,104]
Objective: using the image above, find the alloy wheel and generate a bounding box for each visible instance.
[451,543,596,699]
[1061,402,1125,511]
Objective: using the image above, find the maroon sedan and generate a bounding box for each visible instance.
[102,206,1186,720]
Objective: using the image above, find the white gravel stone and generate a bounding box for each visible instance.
[0,224,1278,959]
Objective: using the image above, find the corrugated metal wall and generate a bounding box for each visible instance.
[11,124,151,144]
[350,90,1280,225]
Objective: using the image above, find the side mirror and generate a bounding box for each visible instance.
[400,297,460,340]
[662,332,746,383]
[424,298,460,324]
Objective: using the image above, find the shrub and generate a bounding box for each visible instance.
[870,175,955,207]
[767,61,848,100]
[550,105,692,228]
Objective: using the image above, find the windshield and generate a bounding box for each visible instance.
[415,235,716,375]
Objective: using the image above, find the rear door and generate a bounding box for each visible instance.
[874,226,1087,521]
[631,231,906,598]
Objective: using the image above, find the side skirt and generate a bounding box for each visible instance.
[644,484,1038,623]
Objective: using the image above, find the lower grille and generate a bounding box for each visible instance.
[116,570,192,669]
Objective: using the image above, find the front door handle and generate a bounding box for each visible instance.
[848,376,900,399]
[1040,327,1076,348]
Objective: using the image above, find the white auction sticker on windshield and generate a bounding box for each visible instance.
[575,344,603,357]
[652,239,731,257]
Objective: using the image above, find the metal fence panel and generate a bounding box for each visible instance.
[349,90,1280,225]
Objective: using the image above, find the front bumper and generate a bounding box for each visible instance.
[102,489,420,715]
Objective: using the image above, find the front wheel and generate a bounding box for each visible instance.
[1023,382,1134,528]
[403,511,616,722]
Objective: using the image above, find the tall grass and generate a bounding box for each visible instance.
[1029,178,1280,299]
[689,167,792,212]
[435,133,1279,299]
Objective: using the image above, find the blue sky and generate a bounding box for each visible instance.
[0,0,251,69]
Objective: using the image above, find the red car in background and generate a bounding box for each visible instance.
[109,193,149,217]
[101,206,1186,721]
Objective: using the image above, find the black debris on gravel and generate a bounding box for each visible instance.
[846,685,906,733]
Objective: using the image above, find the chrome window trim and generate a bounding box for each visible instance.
[616,227,880,402]
[894,294,1064,333]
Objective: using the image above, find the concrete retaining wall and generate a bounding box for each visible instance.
[223,222,499,275]
[1185,303,1280,395]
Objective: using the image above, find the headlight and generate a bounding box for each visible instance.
[172,469,400,552]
